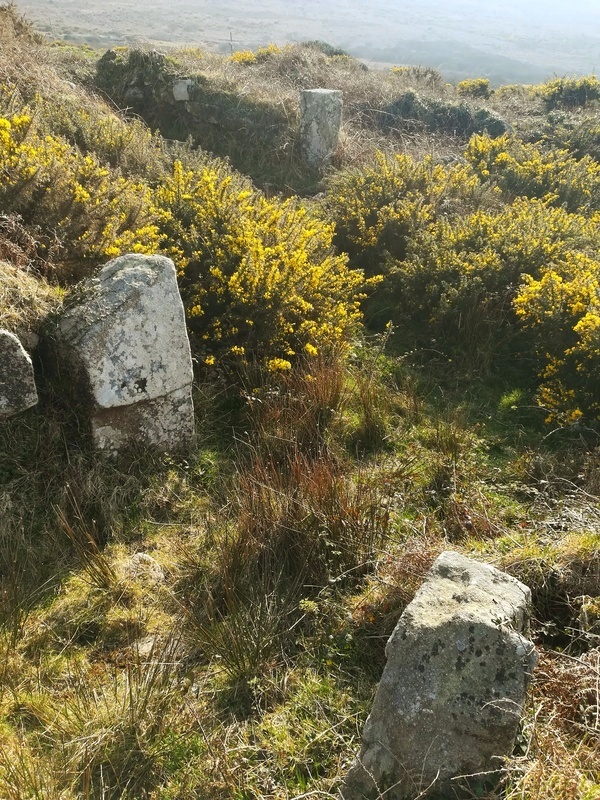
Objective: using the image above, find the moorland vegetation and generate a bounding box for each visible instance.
[0,4,599,799]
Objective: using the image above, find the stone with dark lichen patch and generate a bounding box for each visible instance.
[0,329,38,419]
[55,254,194,452]
[341,551,537,800]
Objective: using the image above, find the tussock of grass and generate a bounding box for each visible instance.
[0,258,62,339]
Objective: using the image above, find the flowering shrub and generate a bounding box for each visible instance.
[326,152,482,276]
[328,144,600,395]
[228,44,282,65]
[541,116,600,163]
[457,78,492,99]
[466,134,600,213]
[390,65,444,88]
[0,113,161,276]
[383,200,600,363]
[38,101,167,178]
[515,253,600,423]
[154,161,365,369]
[1,104,365,370]
[541,76,600,110]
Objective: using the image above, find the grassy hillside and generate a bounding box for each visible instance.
[0,5,599,799]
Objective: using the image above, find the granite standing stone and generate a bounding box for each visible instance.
[341,551,537,800]
[299,88,343,168]
[56,253,194,451]
[173,78,193,101]
[0,329,38,419]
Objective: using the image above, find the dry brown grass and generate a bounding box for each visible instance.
[166,44,468,176]
[505,649,600,800]
[0,259,62,340]
[0,3,57,98]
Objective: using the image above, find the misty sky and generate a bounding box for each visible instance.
[18,0,600,82]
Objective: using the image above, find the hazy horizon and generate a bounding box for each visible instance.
[17,0,600,84]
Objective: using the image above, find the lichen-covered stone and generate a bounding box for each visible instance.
[56,253,194,451]
[299,88,343,168]
[173,78,193,101]
[0,329,38,419]
[125,552,165,584]
[341,551,537,800]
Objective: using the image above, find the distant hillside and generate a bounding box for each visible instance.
[17,0,600,84]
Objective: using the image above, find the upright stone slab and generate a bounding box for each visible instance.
[0,329,38,418]
[173,78,193,102]
[299,89,343,168]
[56,253,194,452]
[341,552,537,800]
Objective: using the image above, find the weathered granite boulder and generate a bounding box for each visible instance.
[0,329,38,419]
[56,253,194,451]
[341,551,537,800]
[173,78,193,102]
[299,88,343,168]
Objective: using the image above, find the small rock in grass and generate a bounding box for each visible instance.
[126,552,165,584]
[0,329,38,419]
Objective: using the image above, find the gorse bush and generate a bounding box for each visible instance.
[156,160,365,370]
[0,112,161,277]
[0,76,168,180]
[326,151,484,277]
[328,144,600,416]
[466,133,600,213]
[36,99,168,179]
[0,100,365,369]
[457,78,492,99]
[541,75,600,110]
[390,65,444,88]
[539,115,600,163]
[228,43,283,65]
[515,254,600,423]
[393,200,600,364]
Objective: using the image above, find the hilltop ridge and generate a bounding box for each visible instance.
[15,0,600,83]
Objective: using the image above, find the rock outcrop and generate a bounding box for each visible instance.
[299,88,343,168]
[341,551,537,800]
[56,253,194,452]
[0,329,38,419]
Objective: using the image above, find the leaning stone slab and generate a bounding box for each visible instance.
[341,551,537,800]
[0,329,38,419]
[299,88,343,168]
[56,253,194,452]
